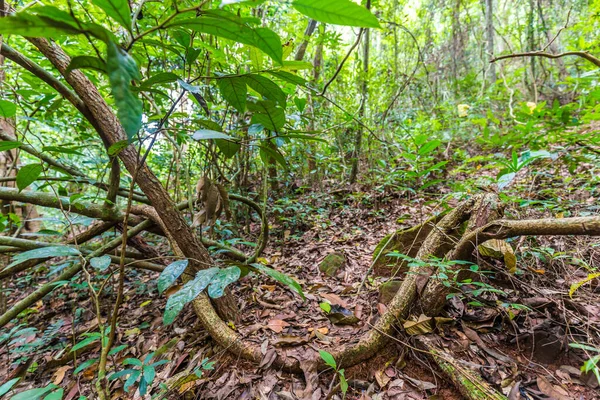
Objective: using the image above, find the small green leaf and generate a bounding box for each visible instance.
[89,255,111,271]
[157,260,188,294]
[66,56,107,75]
[319,302,331,313]
[251,263,305,300]
[207,266,241,298]
[163,267,219,325]
[339,370,348,395]
[192,130,233,141]
[71,336,99,352]
[0,100,17,117]
[418,139,441,155]
[318,350,336,369]
[292,0,380,28]
[106,41,142,142]
[92,0,132,31]
[124,370,141,393]
[141,72,179,88]
[107,140,129,156]
[16,164,43,192]
[74,358,98,374]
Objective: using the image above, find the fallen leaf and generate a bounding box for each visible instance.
[320,293,347,307]
[273,335,308,347]
[375,369,391,388]
[537,376,570,400]
[53,366,71,385]
[403,314,433,335]
[267,319,289,333]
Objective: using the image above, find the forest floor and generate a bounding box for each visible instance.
[1,154,600,399]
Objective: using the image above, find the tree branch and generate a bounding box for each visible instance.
[491,51,600,68]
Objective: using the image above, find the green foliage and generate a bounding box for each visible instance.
[250,263,305,300]
[157,260,189,294]
[108,352,168,396]
[292,0,380,28]
[16,164,43,192]
[7,246,81,268]
[106,41,143,142]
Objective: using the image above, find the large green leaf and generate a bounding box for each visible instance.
[267,70,308,87]
[259,144,288,170]
[66,56,107,75]
[248,100,285,132]
[10,384,56,400]
[92,0,132,31]
[163,267,219,325]
[207,266,241,298]
[244,74,286,106]
[218,77,247,113]
[251,263,305,300]
[0,378,20,397]
[0,100,17,117]
[215,139,241,158]
[157,260,188,294]
[0,6,114,43]
[292,0,380,28]
[169,16,282,64]
[140,72,179,88]
[8,246,81,268]
[106,41,143,142]
[0,141,22,152]
[192,130,233,140]
[16,164,43,192]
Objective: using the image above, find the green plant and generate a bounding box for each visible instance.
[569,343,600,384]
[108,352,169,396]
[319,350,348,398]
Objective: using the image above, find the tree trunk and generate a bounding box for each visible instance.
[484,0,496,85]
[349,0,370,184]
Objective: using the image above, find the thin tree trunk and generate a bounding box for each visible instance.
[484,0,496,85]
[350,1,370,184]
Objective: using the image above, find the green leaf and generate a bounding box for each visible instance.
[497,172,516,191]
[569,273,600,297]
[0,141,22,152]
[141,72,179,88]
[169,16,282,64]
[244,74,286,106]
[123,358,143,366]
[192,130,233,141]
[157,260,188,294]
[215,139,241,158]
[0,100,17,117]
[42,146,85,156]
[10,384,56,400]
[418,140,441,155]
[16,164,43,192]
[142,365,156,388]
[106,41,143,142]
[207,266,241,298]
[163,267,219,325]
[92,0,132,31]
[319,302,331,313]
[218,77,247,113]
[318,350,336,369]
[0,6,115,43]
[292,0,380,28]
[248,100,285,132]
[259,144,288,170]
[66,56,107,75]
[71,336,99,352]
[339,370,348,395]
[43,388,64,400]
[107,140,129,156]
[124,370,141,393]
[74,358,98,374]
[89,255,111,271]
[108,368,136,381]
[8,246,81,268]
[268,70,308,87]
[0,378,20,397]
[251,263,305,300]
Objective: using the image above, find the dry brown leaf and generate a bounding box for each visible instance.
[267,319,289,333]
[375,369,391,388]
[536,376,570,400]
[403,314,433,336]
[478,239,517,273]
[320,293,347,307]
[53,365,71,385]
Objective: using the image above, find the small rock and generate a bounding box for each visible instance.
[379,280,402,305]
[319,252,345,277]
